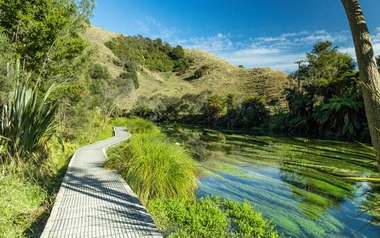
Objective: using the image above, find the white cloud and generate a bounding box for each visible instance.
[132,19,380,72]
[176,34,234,52]
[217,48,304,72]
[217,33,224,38]
[294,31,349,44]
[314,30,327,34]
[160,27,180,39]
[147,17,161,27]
[256,36,286,42]
[135,20,149,33]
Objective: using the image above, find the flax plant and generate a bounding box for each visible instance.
[0,60,59,171]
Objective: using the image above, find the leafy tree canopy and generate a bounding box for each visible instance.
[0,0,95,79]
[305,41,355,80]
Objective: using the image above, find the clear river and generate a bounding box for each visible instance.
[163,125,380,238]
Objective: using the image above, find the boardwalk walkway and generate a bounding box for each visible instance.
[41,127,162,238]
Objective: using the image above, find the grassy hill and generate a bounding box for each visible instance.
[84,25,289,109]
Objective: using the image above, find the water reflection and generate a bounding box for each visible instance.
[198,161,380,237]
[278,162,355,220]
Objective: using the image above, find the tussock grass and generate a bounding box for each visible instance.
[105,132,197,204]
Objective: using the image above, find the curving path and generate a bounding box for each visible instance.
[40,127,162,238]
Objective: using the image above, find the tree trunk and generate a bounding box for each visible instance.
[341,0,380,173]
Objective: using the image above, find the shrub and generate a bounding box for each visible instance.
[195,65,209,78]
[112,59,123,67]
[148,196,279,238]
[124,60,137,73]
[119,71,139,89]
[104,133,197,204]
[88,63,110,79]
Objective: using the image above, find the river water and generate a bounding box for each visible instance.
[191,130,380,237]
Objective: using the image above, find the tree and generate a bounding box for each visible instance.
[341,0,380,173]
[0,0,95,80]
[306,41,355,80]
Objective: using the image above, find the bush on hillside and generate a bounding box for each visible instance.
[88,63,110,79]
[119,72,139,89]
[123,60,137,73]
[105,35,192,73]
[195,65,209,78]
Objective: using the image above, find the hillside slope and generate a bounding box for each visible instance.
[84,25,289,107]
[182,49,289,100]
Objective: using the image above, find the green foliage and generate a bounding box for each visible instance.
[119,72,139,89]
[0,173,47,237]
[105,35,191,73]
[148,196,279,238]
[0,33,13,98]
[195,65,209,78]
[281,41,368,139]
[0,0,95,78]
[225,93,236,110]
[89,63,110,80]
[313,93,364,138]
[104,131,197,204]
[305,41,355,80]
[130,103,154,120]
[112,116,160,134]
[201,95,225,123]
[0,60,59,169]
[170,45,185,60]
[123,60,137,73]
[88,63,133,129]
[240,96,270,127]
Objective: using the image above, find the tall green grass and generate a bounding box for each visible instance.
[110,116,160,134]
[105,132,197,204]
[0,174,47,237]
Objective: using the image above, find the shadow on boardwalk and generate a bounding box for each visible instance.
[40,127,162,238]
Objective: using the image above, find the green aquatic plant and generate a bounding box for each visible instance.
[161,125,379,237]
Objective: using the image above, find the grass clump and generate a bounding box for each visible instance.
[0,174,47,237]
[148,196,280,238]
[110,116,160,134]
[105,132,197,204]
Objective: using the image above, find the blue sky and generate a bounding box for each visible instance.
[91,1,380,72]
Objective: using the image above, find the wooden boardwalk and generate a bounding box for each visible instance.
[40,127,162,238]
